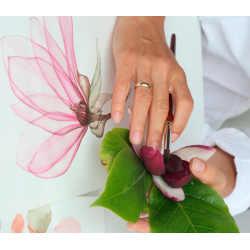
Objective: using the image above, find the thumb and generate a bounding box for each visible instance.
[190,157,227,193]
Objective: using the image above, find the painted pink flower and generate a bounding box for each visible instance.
[128,107,216,201]
[1,17,112,178]
[54,215,82,233]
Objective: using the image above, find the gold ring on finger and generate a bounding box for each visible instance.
[134,82,152,91]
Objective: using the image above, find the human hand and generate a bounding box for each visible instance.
[126,146,236,233]
[112,17,193,150]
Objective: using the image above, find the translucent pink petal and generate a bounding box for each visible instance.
[172,145,216,162]
[59,17,78,83]
[30,116,81,135]
[30,18,85,103]
[15,124,85,173]
[11,99,77,123]
[2,35,71,103]
[27,127,85,174]
[152,175,185,201]
[8,56,82,113]
[128,106,147,158]
[16,124,52,171]
[34,127,87,178]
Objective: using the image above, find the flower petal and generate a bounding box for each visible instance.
[59,17,78,83]
[90,93,112,113]
[15,124,85,174]
[128,106,147,158]
[27,127,84,174]
[34,127,87,178]
[140,146,165,176]
[11,99,77,123]
[89,39,102,109]
[152,175,185,201]
[172,145,216,162]
[77,72,90,101]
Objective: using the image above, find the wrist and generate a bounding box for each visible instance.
[118,16,165,29]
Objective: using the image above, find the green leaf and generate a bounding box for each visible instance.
[148,178,239,233]
[100,127,132,172]
[91,147,152,223]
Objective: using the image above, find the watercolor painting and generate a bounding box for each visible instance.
[1,16,112,179]
[1,197,105,233]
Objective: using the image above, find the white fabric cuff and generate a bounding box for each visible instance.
[201,123,250,216]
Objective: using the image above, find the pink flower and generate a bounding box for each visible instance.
[1,17,112,178]
[128,107,216,201]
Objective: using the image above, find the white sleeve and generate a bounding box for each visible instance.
[201,123,250,216]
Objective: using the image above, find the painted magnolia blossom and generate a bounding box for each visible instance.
[1,17,112,178]
[27,205,52,233]
[54,215,82,233]
[128,107,216,201]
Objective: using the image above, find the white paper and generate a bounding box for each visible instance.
[0,16,204,219]
[0,196,105,233]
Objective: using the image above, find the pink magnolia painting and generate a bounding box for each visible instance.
[1,17,112,178]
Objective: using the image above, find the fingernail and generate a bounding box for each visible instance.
[192,158,205,173]
[131,132,142,145]
[150,142,159,151]
[112,112,121,123]
[171,133,179,143]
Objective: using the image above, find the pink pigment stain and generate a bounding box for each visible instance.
[54,215,82,233]
[11,214,25,233]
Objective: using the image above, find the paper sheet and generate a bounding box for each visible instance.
[0,16,204,219]
[0,196,105,233]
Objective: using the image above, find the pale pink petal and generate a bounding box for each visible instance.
[2,35,71,104]
[152,175,185,201]
[30,116,81,135]
[128,106,147,158]
[90,116,110,138]
[27,127,84,174]
[34,127,87,178]
[90,93,112,113]
[54,215,82,233]
[11,99,77,123]
[172,145,216,162]
[30,18,85,103]
[59,17,78,83]
[16,124,84,173]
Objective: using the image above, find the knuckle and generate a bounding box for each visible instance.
[157,57,172,71]
[115,80,129,93]
[154,100,169,115]
[120,50,137,64]
[149,130,163,140]
[181,96,194,110]
[137,90,151,103]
